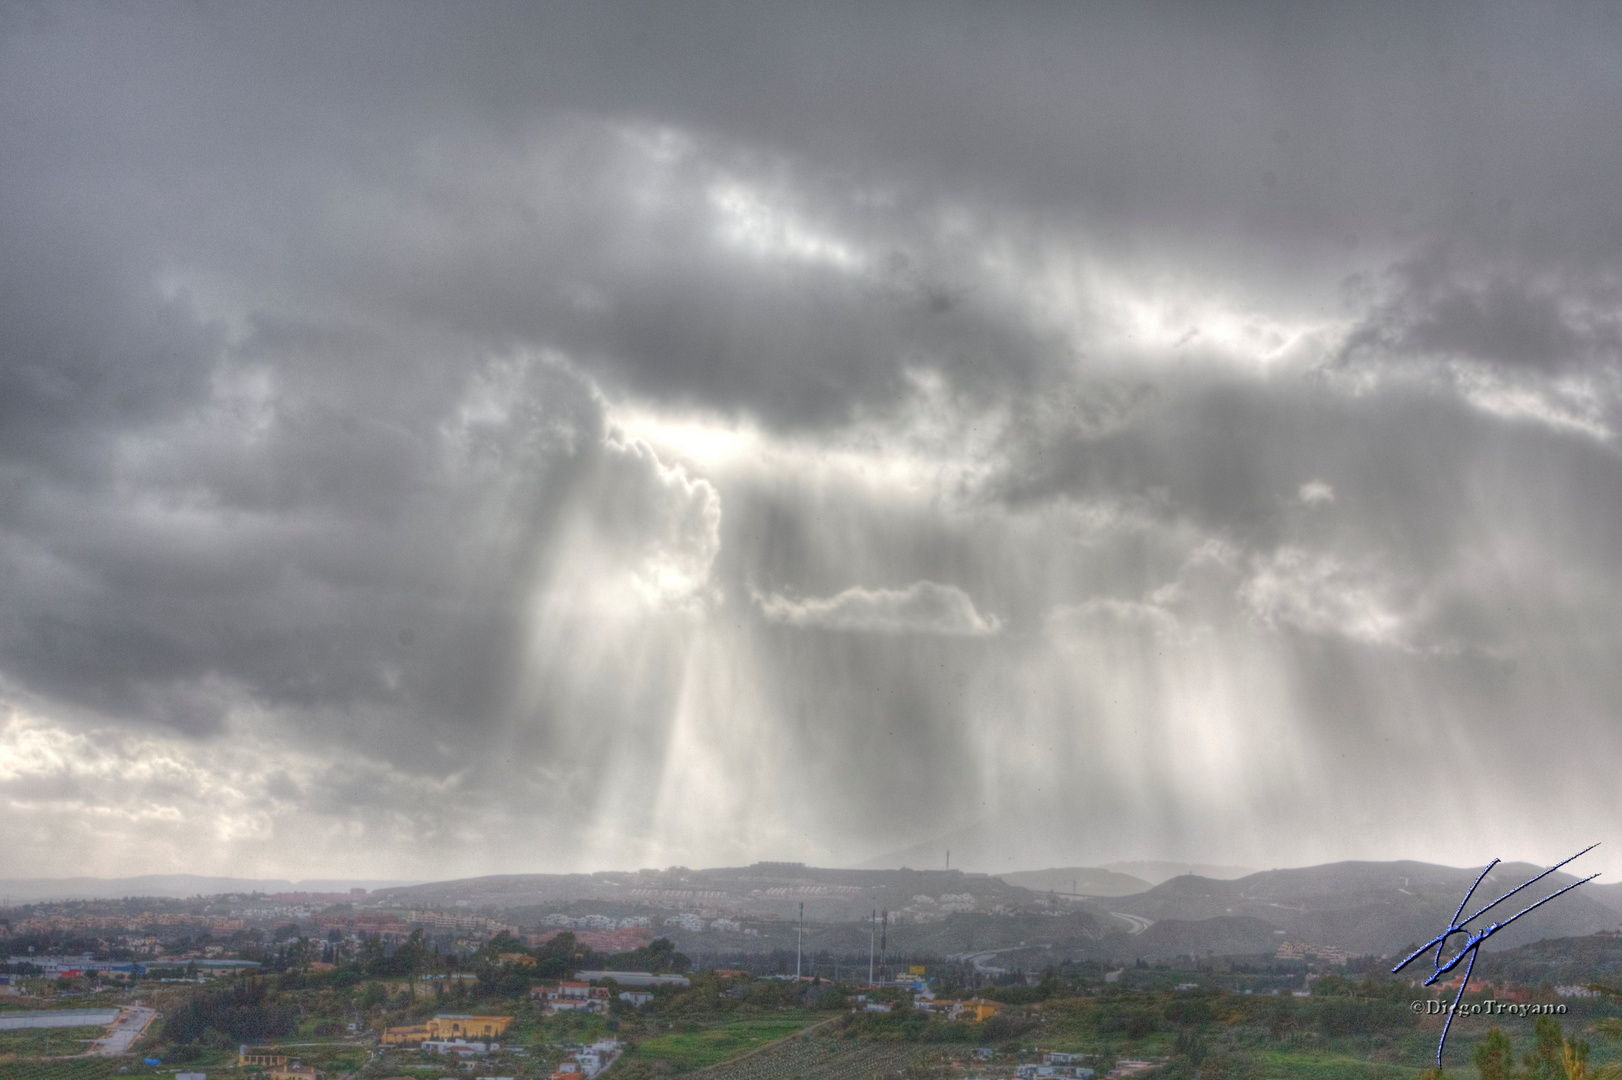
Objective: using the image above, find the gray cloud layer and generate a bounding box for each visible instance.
[1,2,1620,879]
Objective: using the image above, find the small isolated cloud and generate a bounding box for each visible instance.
[754,581,1000,636]
[1239,547,1407,648]
[1049,596,1184,639]
[1298,480,1335,506]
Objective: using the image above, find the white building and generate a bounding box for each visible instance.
[573,970,690,988]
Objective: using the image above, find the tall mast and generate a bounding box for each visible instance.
[868,906,875,986]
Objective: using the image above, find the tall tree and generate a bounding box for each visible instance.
[1476,1028,1514,1080]
[1527,1017,1566,1080]
[1562,1038,1590,1080]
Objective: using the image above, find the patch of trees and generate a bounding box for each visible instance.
[834,1009,1034,1046]
[162,980,298,1046]
[1161,1031,1260,1080]
[603,937,692,975]
[1163,996,1215,1026]
[980,968,1064,1005]
[1473,1017,1598,1080]
[1093,997,1162,1038]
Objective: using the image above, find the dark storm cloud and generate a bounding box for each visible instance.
[1335,252,1622,375]
[3,1,1622,876]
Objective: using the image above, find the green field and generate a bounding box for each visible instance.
[691,1036,931,1080]
[1252,1048,1427,1080]
[0,1060,170,1080]
[256,1040,372,1073]
[0,1025,105,1057]
[622,1015,824,1073]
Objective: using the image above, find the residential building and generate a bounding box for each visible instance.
[1274,941,1348,965]
[267,1065,317,1080]
[533,982,609,1014]
[536,927,654,952]
[547,1040,620,1080]
[236,1051,316,1080]
[912,997,1001,1022]
[546,981,594,1001]
[578,1039,621,1078]
[239,1050,288,1068]
[427,1014,512,1040]
[572,970,690,987]
[547,999,598,1014]
[957,998,1002,1022]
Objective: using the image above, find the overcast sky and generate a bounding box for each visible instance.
[2,2,1620,882]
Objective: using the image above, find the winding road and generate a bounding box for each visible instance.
[1109,912,1154,935]
[947,945,1031,975]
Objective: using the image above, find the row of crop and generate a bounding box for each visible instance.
[698,1036,924,1080]
[0,1058,167,1080]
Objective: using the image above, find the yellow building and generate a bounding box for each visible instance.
[268,1065,317,1080]
[427,1014,512,1039]
[237,1050,319,1078]
[382,1023,432,1045]
[240,1050,288,1067]
[957,998,1002,1022]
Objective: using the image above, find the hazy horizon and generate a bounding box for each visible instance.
[2,3,1619,883]
[0,851,1575,903]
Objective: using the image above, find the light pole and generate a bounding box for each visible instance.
[867,907,875,986]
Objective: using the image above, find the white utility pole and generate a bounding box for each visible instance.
[796,902,803,981]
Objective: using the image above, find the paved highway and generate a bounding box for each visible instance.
[91,1005,156,1056]
[947,944,1031,975]
[1110,912,1154,935]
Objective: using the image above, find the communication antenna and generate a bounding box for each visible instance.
[881,909,888,978]
[868,907,876,986]
[946,849,950,872]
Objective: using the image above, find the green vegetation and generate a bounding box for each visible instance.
[670,1037,929,1080]
[0,1061,170,1080]
[602,936,694,975]
[8,928,1622,1080]
[619,1015,821,1073]
[163,979,298,1045]
[0,1024,105,1057]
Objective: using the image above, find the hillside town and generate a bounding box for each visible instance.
[4,859,1622,1080]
